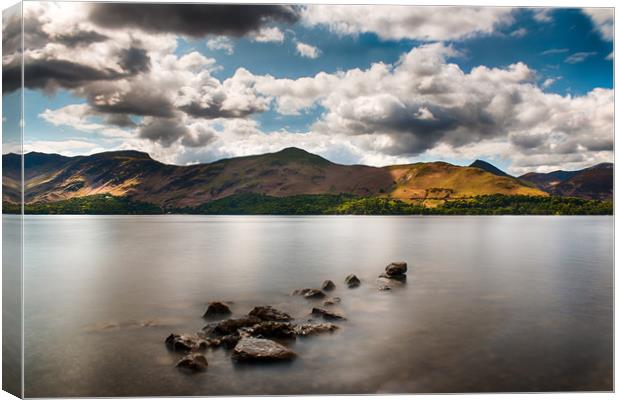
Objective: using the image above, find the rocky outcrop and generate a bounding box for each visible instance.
[322,280,336,291]
[379,261,408,284]
[165,333,207,353]
[249,306,292,321]
[175,353,208,372]
[203,302,232,319]
[232,337,296,362]
[244,321,296,339]
[345,274,361,288]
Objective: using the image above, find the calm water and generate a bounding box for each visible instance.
[16,215,613,396]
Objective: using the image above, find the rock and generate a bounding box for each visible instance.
[203,302,232,318]
[248,305,292,321]
[246,321,296,339]
[232,337,296,362]
[293,288,326,299]
[304,289,326,299]
[294,323,339,336]
[165,333,207,353]
[385,262,407,276]
[219,333,241,349]
[209,316,262,336]
[323,297,341,306]
[175,353,208,372]
[379,272,407,282]
[322,280,336,291]
[311,307,346,321]
[345,274,361,288]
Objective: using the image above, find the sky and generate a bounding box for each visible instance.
[1,2,614,174]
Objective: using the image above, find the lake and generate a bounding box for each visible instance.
[14,215,613,396]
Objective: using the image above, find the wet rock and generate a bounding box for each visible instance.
[165,333,207,353]
[175,353,208,372]
[246,321,296,339]
[385,261,408,276]
[248,305,292,321]
[294,323,339,336]
[311,307,346,321]
[219,333,241,349]
[232,337,296,362]
[323,297,341,306]
[203,302,232,319]
[345,274,361,288]
[322,280,336,291]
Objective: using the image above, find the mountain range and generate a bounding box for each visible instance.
[2,148,613,209]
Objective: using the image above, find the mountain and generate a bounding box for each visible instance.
[4,147,550,208]
[469,159,512,178]
[519,163,613,200]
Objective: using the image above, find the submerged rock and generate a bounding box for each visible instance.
[385,262,408,276]
[292,288,326,299]
[165,333,207,353]
[322,280,336,291]
[294,323,339,336]
[323,297,341,306]
[249,305,292,322]
[345,274,361,288]
[175,353,208,372]
[311,307,346,321]
[207,316,262,336]
[379,272,407,282]
[232,337,296,362]
[203,302,232,319]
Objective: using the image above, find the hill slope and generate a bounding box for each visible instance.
[4,147,551,208]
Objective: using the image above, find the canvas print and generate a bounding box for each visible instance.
[1,1,614,397]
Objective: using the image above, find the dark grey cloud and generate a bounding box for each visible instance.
[85,84,176,118]
[104,114,136,128]
[2,59,125,93]
[181,130,217,147]
[118,47,151,75]
[138,117,189,147]
[89,3,299,38]
[180,101,265,119]
[2,13,49,56]
[55,30,109,47]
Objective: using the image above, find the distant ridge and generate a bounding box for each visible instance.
[519,163,613,201]
[2,147,547,207]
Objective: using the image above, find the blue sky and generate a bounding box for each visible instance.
[2,3,614,174]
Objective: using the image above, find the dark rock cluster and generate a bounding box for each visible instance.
[164,262,409,373]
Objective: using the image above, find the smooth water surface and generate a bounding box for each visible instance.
[21,215,613,396]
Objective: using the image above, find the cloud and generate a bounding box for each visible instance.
[138,117,189,147]
[89,3,299,38]
[250,27,285,43]
[582,8,613,41]
[296,41,321,59]
[236,42,612,173]
[206,37,234,55]
[564,51,597,64]
[606,51,613,60]
[54,30,109,47]
[532,9,553,22]
[541,48,569,55]
[510,28,527,38]
[301,5,514,41]
[541,77,559,88]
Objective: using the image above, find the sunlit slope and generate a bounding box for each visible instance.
[387,162,547,201]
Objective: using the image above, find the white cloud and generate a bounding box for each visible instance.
[606,51,613,60]
[541,77,558,88]
[250,27,285,43]
[206,36,234,55]
[541,48,569,56]
[564,51,597,64]
[510,28,527,38]
[582,8,613,41]
[301,5,514,41]
[295,41,321,59]
[532,9,553,23]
